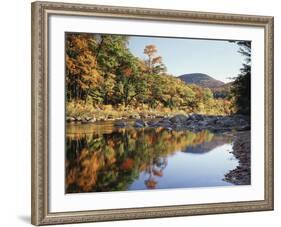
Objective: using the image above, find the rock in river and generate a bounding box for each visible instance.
[188,114,204,121]
[134,119,147,128]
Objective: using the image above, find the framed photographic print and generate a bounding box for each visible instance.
[31,1,274,225]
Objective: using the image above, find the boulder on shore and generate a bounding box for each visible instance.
[66,117,75,122]
[188,114,204,121]
[170,114,188,123]
[75,117,82,122]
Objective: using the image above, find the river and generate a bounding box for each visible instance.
[65,121,239,193]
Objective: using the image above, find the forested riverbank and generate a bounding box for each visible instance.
[65,33,250,121]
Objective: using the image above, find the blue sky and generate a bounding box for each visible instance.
[128,36,245,83]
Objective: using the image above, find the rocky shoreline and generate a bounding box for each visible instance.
[113,113,250,133]
[67,113,250,133]
[224,131,251,185]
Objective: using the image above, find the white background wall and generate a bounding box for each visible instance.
[0,0,279,226]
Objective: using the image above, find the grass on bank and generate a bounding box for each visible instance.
[66,100,233,121]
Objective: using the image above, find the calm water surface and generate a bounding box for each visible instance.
[66,121,238,193]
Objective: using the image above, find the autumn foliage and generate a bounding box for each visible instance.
[65,33,236,117]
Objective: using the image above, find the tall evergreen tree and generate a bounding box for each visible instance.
[231,41,251,115]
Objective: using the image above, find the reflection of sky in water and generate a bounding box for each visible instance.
[129,144,238,190]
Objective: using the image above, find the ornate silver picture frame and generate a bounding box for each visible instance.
[31,1,273,225]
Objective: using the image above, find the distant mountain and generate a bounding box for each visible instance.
[178,73,225,89]
[182,134,233,154]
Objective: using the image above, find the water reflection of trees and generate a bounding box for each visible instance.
[65,128,230,193]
